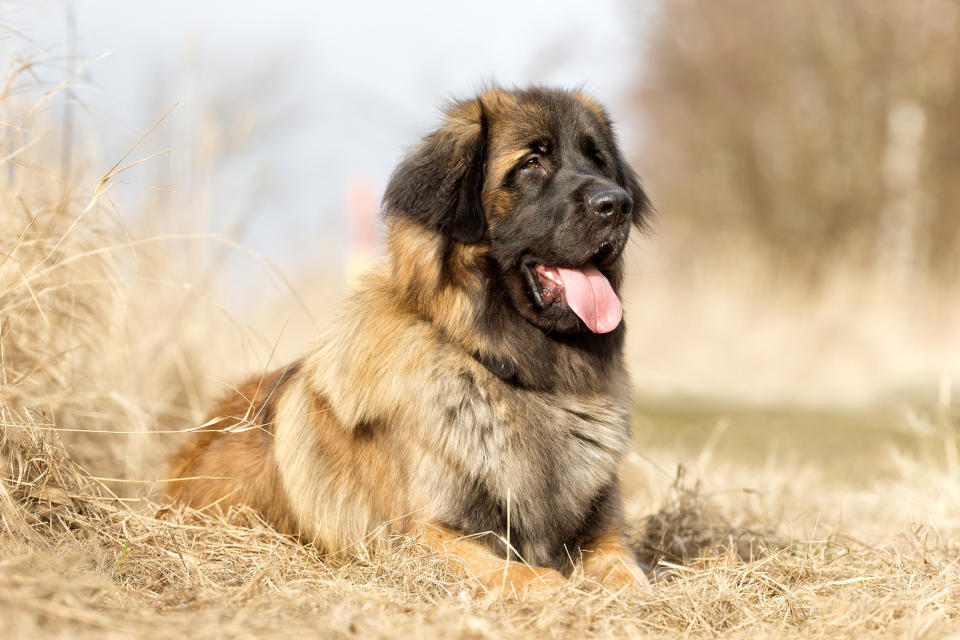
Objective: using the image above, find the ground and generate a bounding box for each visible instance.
[2,399,957,639]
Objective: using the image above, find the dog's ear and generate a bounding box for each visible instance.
[383,100,488,244]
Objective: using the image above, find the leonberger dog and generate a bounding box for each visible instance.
[167,86,651,593]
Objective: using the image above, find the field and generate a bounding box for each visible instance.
[5,371,959,638]
[2,52,960,640]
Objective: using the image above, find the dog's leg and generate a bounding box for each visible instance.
[414,523,565,595]
[580,531,650,591]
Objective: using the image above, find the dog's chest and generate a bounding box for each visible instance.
[415,367,631,567]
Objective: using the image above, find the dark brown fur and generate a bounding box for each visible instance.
[167,86,651,593]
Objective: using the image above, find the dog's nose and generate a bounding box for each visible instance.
[587,187,632,222]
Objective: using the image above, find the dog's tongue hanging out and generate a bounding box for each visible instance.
[536,264,623,333]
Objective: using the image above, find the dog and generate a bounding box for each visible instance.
[167,86,652,593]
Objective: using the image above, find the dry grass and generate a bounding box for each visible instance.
[1,48,959,640]
[3,406,959,639]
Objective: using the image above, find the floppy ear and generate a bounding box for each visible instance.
[383,101,488,244]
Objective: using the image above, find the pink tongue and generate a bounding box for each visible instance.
[555,263,623,333]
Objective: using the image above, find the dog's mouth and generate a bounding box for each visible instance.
[521,244,622,334]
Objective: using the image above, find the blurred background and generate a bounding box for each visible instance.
[2,9,960,636]
[1,0,958,486]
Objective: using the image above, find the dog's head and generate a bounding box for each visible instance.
[384,86,650,336]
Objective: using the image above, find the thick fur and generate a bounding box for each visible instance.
[167,87,651,589]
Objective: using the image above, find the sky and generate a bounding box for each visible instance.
[4,0,655,284]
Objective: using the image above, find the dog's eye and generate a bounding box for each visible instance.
[523,157,540,170]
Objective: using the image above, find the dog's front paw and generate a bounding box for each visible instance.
[485,563,566,596]
[597,559,651,593]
